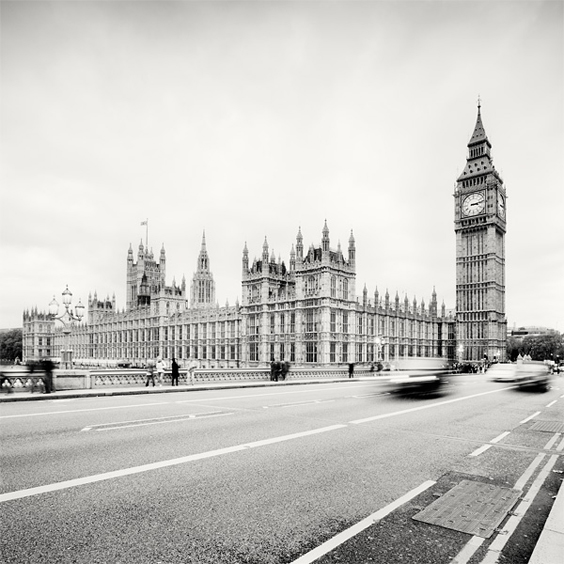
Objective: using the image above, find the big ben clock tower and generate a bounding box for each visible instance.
[454,101,507,362]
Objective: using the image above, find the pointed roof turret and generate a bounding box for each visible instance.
[468,98,489,147]
[458,99,499,182]
[197,231,210,272]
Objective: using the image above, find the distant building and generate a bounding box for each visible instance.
[23,103,511,368]
[23,225,455,368]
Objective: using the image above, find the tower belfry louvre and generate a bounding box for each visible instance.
[454,101,507,362]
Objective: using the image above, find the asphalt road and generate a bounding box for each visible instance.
[1,374,563,564]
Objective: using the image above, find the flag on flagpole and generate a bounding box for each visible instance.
[141,220,147,226]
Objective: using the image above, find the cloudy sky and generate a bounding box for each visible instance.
[1,0,562,332]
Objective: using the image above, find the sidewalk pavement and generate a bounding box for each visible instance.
[0,376,363,403]
[1,377,562,564]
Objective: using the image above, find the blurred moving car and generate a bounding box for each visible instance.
[487,361,550,391]
[385,359,451,395]
[487,363,517,382]
[514,361,550,391]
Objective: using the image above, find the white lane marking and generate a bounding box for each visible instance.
[290,480,436,564]
[519,411,541,425]
[544,432,561,451]
[349,386,516,425]
[0,424,346,503]
[490,431,510,443]
[514,453,546,491]
[0,402,170,419]
[451,536,485,564]
[469,444,492,457]
[451,431,560,564]
[263,399,336,409]
[480,454,560,564]
[468,431,510,457]
[81,411,232,432]
[350,393,390,399]
[175,383,374,404]
[545,400,557,408]
[1,383,377,420]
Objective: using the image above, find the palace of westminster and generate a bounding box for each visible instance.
[22,104,508,369]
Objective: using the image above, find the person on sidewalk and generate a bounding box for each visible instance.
[156,357,165,387]
[171,358,179,386]
[40,358,55,394]
[348,362,355,378]
[187,358,197,385]
[145,365,155,387]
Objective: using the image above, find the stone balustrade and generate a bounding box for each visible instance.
[1,365,375,393]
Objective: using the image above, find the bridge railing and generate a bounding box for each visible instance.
[0,368,47,394]
[1,365,377,393]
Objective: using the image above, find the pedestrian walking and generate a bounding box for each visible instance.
[40,358,55,393]
[145,365,155,387]
[156,357,165,386]
[171,358,179,386]
[348,362,355,378]
[187,358,197,385]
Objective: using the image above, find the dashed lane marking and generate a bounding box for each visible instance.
[469,444,492,457]
[80,411,233,432]
[263,399,335,409]
[490,431,510,443]
[519,411,541,425]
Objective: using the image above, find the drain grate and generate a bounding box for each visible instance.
[412,480,520,538]
[530,420,564,433]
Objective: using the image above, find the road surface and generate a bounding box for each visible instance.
[1,374,562,563]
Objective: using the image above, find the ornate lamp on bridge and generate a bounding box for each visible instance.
[48,285,85,369]
[375,335,386,364]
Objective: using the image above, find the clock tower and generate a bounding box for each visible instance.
[454,101,507,362]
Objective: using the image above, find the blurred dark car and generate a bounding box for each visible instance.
[385,359,451,395]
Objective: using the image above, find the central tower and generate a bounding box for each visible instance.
[454,102,507,362]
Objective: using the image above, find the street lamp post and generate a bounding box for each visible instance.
[375,335,386,366]
[48,285,85,369]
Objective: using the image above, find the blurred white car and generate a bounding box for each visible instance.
[515,361,550,391]
[487,363,517,382]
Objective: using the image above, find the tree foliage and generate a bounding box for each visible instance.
[0,329,23,362]
[507,332,564,363]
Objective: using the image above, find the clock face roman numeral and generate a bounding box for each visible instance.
[462,192,485,216]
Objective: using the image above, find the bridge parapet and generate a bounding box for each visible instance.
[1,365,376,393]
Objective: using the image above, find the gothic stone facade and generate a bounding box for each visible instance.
[454,103,507,362]
[24,104,509,368]
[23,225,455,369]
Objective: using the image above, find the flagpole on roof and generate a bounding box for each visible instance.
[141,219,149,249]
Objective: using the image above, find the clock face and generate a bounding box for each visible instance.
[462,192,485,216]
[498,196,505,218]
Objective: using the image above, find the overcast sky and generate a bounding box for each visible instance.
[1,0,562,332]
